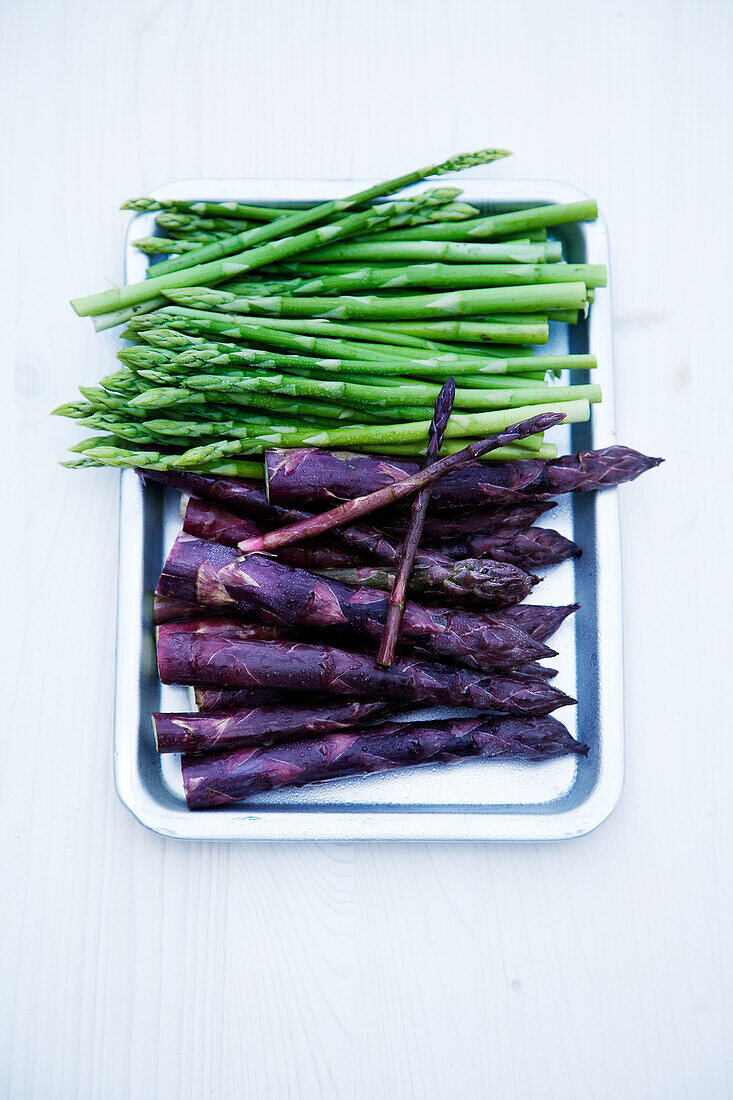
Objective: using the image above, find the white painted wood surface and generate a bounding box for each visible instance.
[2,0,732,1095]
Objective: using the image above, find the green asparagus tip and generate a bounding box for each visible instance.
[68,436,112,453]
[436,149,512,174]
[121,197,158,212]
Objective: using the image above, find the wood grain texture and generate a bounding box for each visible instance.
[2,0,732,1096]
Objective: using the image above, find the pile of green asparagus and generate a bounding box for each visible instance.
[56,150,605,474]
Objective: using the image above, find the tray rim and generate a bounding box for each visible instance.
[113,176,623,841]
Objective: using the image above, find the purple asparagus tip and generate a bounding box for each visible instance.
[429,378,456,460]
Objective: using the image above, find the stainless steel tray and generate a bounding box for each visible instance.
[114,177,622,841]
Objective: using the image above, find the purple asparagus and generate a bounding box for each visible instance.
[381,501,556,538]
[157,535,555,670]
[183,495,357,568]
[436,527,582,568]
[154,698,394,754]
[500,603,579,641]
[157,632,575,715]
[378,377,455,667]
[265,444,663,510]
[194,686,321,711]
[237,414,566,554]
[181,714,588,809]
[311,560,536,609]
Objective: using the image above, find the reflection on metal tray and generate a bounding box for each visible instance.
[113,177,622,841]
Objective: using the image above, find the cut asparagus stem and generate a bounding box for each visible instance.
[377,378,455,667]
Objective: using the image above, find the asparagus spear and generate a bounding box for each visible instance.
[237,413,566,553]
[434,527,582,568]
[297,241,554,264]
[133,236,223,254]
[134,367,599,415]
[122,198,290,220]
[71,187,464,317]
[194,686,311,710]
[154,697,394,753]
[377,378,454,667]
[265,444,663,509]
[196,282,589,321]
[265,261,607,296]
[180,714,587,808]
[181,497,357,569]
[157,534,552,670]
[155,213,264,234]
[157,631,574,715]
[362,199,599,243]
[156,599,574,644]
[383,501,555,538]
[501,603,578,641]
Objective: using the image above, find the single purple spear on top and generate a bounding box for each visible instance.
[377,377,455,668]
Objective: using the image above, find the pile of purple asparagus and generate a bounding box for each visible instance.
[147,421,661,810]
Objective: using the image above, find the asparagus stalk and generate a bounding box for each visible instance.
[134,367,599,415]
[181,496,357,569]
[161,601,576,645]
[362,199,599,243]
[263,262,607,296]
[377,378,454,667]
[157,631,574,715]
[133,236,222,254]
[180,714,587,808]
[297,241,555,264]
[434,527,583,569]
[155,213,266,234]
[122,197,291,220]
[158,534,553,670]
[265,443,663,509]
[384,501,555,538]
[195,282,589,321]
[501,603,579,641]
[194,686,311,711]
[154,696,394,753]
[71,187,465,317]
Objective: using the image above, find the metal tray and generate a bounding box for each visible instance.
[113,177,622,841]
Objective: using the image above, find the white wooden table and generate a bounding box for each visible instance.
[3,0,732,1096]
